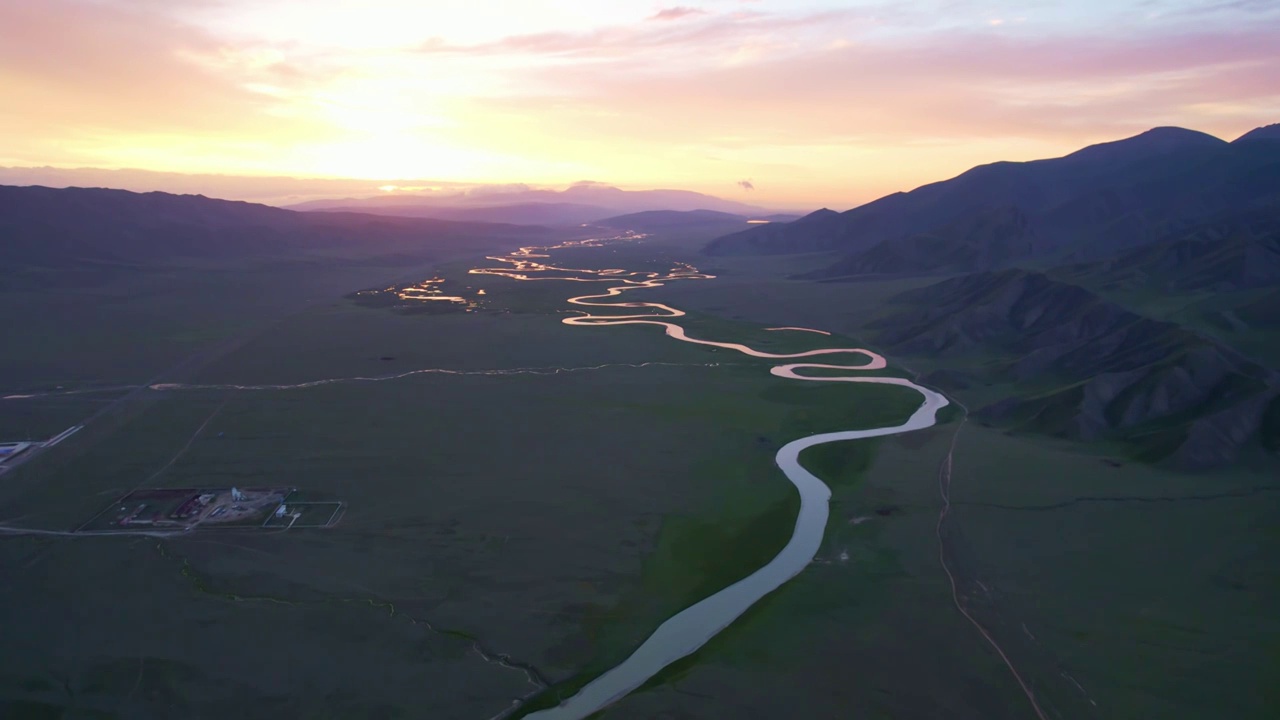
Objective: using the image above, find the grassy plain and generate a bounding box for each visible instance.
[0,233,961,718]
[2,230,1274,719]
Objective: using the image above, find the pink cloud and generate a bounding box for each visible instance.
[578,28,1270,118]
[650,7,705,21]
[4,0,1277,206]
[416,9,865,59]
[456,23,1279,173]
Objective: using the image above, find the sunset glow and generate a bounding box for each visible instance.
[1,0,1277,207]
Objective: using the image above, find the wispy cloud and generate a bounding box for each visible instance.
[650,7,706,21]
[414,8,869,63]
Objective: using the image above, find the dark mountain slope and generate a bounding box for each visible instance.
[1032,141,1280,257]
[707,125,1280,265]
[800,206,1036,278]
[1054,209,1280,293]
[1237,288,1280,328]
[704,208,845,254]
[871,269,1278,468]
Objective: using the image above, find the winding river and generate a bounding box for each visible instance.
[471,238,949,719]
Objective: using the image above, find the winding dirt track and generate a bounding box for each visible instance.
[472,240,950,719]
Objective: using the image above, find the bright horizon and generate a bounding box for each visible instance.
[2,0,1278,208]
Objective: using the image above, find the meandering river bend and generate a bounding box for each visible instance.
[471,238,949,719]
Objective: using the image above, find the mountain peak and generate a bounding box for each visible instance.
[1064,126,1227,164]
[1234,123,1280,143]
[1140,125,1221,140]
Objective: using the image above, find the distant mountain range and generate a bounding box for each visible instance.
[0,185,549,276]
[591,209,802,235]
[288,181,774,226]
[0,167,485,207]
[702,123,1280,468]
[594,209,748,230]
[298,201,618,227]
[0,168,788,222]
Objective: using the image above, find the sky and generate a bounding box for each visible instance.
[1,0,1278,209]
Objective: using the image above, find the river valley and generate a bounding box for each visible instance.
[472,237,950,718]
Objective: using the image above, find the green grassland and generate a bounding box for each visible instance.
[2,232,1274,719]
[0,233,527,443]
[625,243,1279,720]
[1,235,972,719]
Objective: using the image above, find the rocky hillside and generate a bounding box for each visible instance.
[871,269,1278,468]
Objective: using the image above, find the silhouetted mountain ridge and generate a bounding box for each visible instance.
[289,183,769,225]
[706,124,1280,271]
[1059,126,1225,165]
[1234,123,1280,144]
